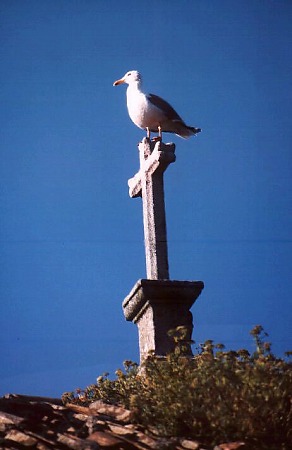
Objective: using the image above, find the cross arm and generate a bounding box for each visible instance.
[128,140,176,198]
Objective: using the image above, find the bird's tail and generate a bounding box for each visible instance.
[177,125,202,139]
[188,126,201,135]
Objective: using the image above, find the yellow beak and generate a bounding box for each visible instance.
[113,78,125,86]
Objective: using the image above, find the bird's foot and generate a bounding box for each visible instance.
[152,136,162,142]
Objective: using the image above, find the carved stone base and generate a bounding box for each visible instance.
[123,279,204,362]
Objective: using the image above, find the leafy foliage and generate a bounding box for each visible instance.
[63,326,292,448]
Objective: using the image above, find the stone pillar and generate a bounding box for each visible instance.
[123,279,204,362]
[128,139,175,280]
[124,139,204,363]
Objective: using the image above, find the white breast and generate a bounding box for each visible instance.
[126,86,162,130]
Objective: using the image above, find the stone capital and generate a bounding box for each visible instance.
[123,279,204,361]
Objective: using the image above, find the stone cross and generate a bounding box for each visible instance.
[128,138,176,280]
[123,138,204,363]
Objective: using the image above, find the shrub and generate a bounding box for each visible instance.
[63,326,292,448]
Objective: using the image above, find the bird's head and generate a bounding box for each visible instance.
[113,70,142,86]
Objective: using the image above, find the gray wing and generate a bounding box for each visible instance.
[147,93,184,122]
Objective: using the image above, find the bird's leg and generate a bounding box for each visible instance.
[146,127,151,139]
[152,125,162,142]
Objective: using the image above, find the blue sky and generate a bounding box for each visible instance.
[1,0,291,397]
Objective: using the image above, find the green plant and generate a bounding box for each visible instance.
[63,326,292,448]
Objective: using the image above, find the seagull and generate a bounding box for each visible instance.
[113,70,201,140]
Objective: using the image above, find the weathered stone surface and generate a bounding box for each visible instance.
[74,413,90,422]
[181,439,201,449]
[88,430,124,447]
[134,431,162,449]
[89,400,132,422]
[107,423,134,436]
[214,443,245,450]
[57,433,99,449]
[5,429,37,446]
[0,410,24,426]
[67,404,91,415]
[86,415,107,435]
[128,139,176,280]
[0,393,249,449]
[36,443,51,450]
[123,278,204,362]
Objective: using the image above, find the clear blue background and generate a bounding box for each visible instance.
[1,0,291,397]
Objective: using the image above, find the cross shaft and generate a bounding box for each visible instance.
[128,138,176,279]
